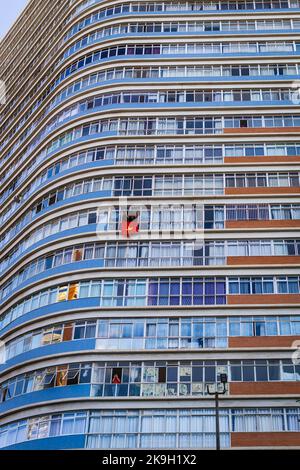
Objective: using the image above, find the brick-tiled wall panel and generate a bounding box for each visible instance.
[226,187,300,195]
[230,382,300,395]
[226,220,300,229]
[229,336,300,348]
[227,256,300,266]
[232,432,300,448]
[227,294,300,305]
[224,156,300,164]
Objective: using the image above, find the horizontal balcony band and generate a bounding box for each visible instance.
[3,156,300,218]
[2,127,300,210]
[4,432,300,450]
[3,140,300,212]
[3,70,300,165]
[2,224,299,275]
[5,206,298,266]
[66,11,300,45]
[0,298,100,338]
[1,382,300,419]
[0,385,91,416]
[2,188,299,252]
[3,228,300,286]
[60,30,300,65]
[1,397,298,430]
[3,99,300,188]
[2,256,300,303]
[1,382,300,422]
[70,6,300,24]
[0,339,97,374]
[1,334,299,375]
[1,249,300,304]
[3,46,300,177]
[1,297,298,339]
[65,15,300,44]
[2,48,300,157]
[68,6,300,33]
[0,345,298,377]
[4,80,300,173]
[3,64,300,156]
[3,171,300,238]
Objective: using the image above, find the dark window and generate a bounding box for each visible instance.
[15,380,24,396]
[231,364,242,381]
[192,366,203,382]
[243,364,255,381]
[45,256,53,270]
[82,127,90,138]
[205,366,215,382]
[96,150,105,160]
[241,67,250,76]
[158,367,166,383]
[278,66,285,76]
[86,322,96,338]
[48,194,56,206]
[67,365,80,385]
[256,363,268,381]
[167,367,177,382]
[44,372,55,389]
[74,324,86,340]
[88,212,97,224]
[204,206,214,229]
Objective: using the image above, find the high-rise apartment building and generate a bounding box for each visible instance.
[0,0,300,450]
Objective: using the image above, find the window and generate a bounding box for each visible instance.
[158,368,167,383]
[112,368,122,384]
[45,256,53,270]
[73,248,83,262]
[57,286,68,302]
[68,284,79,300]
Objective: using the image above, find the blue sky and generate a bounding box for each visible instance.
[0,0,29,39]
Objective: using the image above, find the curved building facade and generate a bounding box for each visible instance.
[1,0,300,450]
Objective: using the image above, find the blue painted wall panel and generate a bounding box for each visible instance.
[0,339,96,373]
[2,434,86,450]
[0,384,91,414]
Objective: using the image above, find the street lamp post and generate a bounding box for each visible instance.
[206,374,228,451]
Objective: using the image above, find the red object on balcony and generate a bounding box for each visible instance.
[121,214,140,238]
